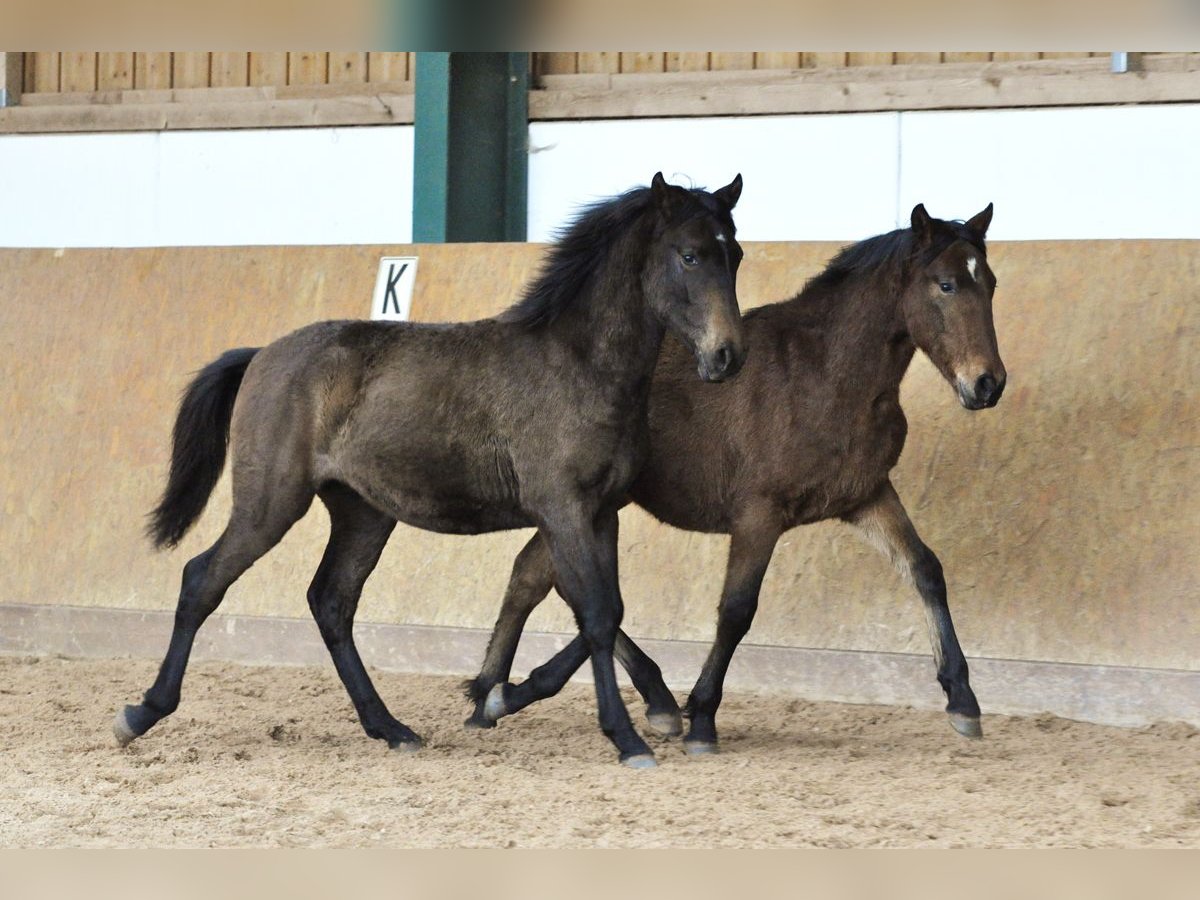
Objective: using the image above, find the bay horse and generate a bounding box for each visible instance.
[467,203,1006,752]
[114,173,747,767]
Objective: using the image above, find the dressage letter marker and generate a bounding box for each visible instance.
[371,257,419,321]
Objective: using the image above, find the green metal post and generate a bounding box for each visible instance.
[413,52,529,243]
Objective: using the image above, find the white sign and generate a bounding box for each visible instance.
[371,256,418,321]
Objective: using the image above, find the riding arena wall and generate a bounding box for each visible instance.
[1,239,1196,727]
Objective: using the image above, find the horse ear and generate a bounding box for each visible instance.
[651,172,683,219]
[966,202,993,239]
[910,203,934,245]
[714,173,743,210]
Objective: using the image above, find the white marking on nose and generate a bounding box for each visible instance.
[966,256,977,282]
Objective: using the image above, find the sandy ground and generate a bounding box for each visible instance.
[0,655,1196,848]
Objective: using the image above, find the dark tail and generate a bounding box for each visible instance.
[147,347,261,549]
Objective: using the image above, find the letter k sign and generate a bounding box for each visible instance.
[371,256,419,321]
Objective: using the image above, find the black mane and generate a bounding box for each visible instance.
[499,185,733,330]
[805,219,987,294]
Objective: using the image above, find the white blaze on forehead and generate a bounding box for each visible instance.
[966,256,978,282]
[715,230,727,244]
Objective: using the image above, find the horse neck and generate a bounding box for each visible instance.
[802,269,917,396]
[547,220,665,385]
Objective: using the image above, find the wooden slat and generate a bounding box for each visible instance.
[991,52,1040,63]
[328,52,367,84]
[803,52,848,68]
[1042,52,1092,60]
[895,52,943,64]
[620,52,664,74]
[847,52,895,67]
[96,53,133,91]
[173,53,211,89]
[288,52,328,85]
[60,53,97,93]
[578,52,620,74]
[367,52,407,83]
[755,52,800,70]
[250,52,288,87]
[536,53,577,76]
[24,52,59,93]
[943,52,992,63]
[665,53,710,72]
[210,52,249,88]
[134,53,172,90]
[710,52,755,71]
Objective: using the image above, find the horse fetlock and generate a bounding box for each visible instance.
[483,683,510,722]
[645,708,684,738]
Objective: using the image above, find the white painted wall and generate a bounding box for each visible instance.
[529,104,1200,242]
[0,104,1196,247]
[0,126,414,247]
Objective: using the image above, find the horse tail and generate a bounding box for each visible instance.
[147,347,261,550]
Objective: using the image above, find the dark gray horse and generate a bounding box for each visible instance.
[115,173,746,767]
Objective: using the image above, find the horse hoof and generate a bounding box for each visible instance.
[463,713,496,731]
[646,710,684,738]
[949,713,983,739]
[683,740,719,757]
[389,739,423,754]
[483,684,508,722]
[621,754,658,770]
[112,707,138,747]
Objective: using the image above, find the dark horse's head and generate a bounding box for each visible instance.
[903,203,1006,410]
[644,172,747,382]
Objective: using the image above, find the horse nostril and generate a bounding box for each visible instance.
[715,343,733,375]
[975,373,997,402]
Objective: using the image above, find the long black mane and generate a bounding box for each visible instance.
[804,219,986,295]
[500,185,734,330]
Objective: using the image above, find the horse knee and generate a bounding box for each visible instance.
[911,547,946,599]
[718,590,758,636]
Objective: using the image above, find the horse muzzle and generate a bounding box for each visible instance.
[956,372,1006,410]
[697,340,745,383]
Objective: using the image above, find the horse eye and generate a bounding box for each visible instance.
[681,253,698,267]
[938,281,956,294]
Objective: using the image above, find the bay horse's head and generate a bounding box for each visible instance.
[644,172,747,382]
[903,203,1006,410]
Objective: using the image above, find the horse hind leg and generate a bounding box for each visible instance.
[846,480,982,739]
[307,483,419,750]
[471,536,680,737]
[463,533,556,729]
[114,487,313,746]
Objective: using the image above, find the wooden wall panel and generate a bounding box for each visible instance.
[172,53,210,89]
[665,52,710,72]
[134,53,172,90]
[366,52,408,82]
[577,52,620,74]
[210,53,250,88]
[24,52,59,93]
[249,52,288,87]
[288,52,328,85]
[59,53,97,93]
[328,52,367,84]
[97,53,134,91]
[621,52,664,73]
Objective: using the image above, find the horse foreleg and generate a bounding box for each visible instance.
[308,484,420,750]
[682,516,779,754]
[537,505,655,767]
[845,480,982,739]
